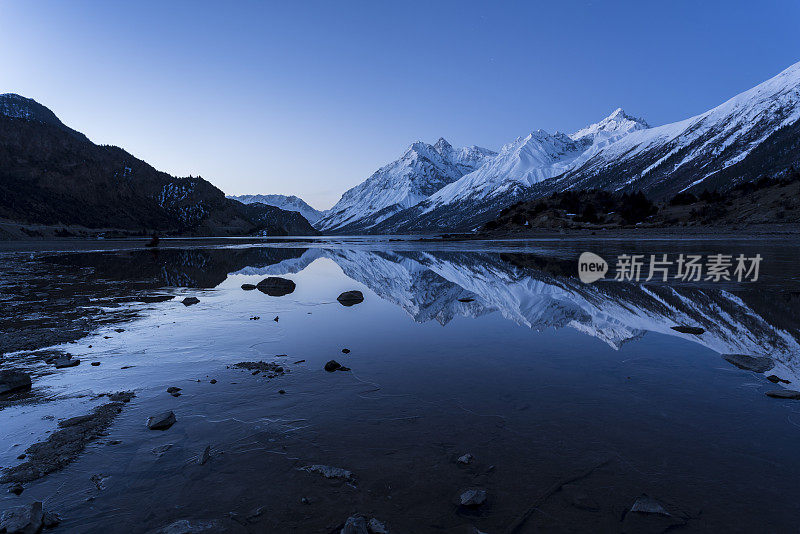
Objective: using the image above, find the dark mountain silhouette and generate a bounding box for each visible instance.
[0,93,318,238]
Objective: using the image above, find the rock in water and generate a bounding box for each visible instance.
[199,445,212,465]
[337,290,364,306]
[109,391,135,402]
[166,387,181,394]
[42,511,61,528]
[256,277,296,296]
[630,494,670,515]
[53,356,80,368]
[324,360,350,372]
[722,353,775,373]
[298,464,353,481]
[456,453,474,465]
[765,389,800,399]
[0,370,32,396]
[0,501,44,534]
[241,283,257,291]
[766,375,790,384]
[147,411,176,430]
[341,515,369,534]
[182,297,200,306]
[623,495,684,533]
[459,488,487,507]
[670,325,705,335]
[367,518,389,534]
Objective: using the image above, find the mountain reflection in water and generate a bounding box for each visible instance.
[42,241,796,381]
[224,245,799,383]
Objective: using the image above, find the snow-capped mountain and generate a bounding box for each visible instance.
[551,61,800,198]
[316,138,495,233]
[366,61,800,233]
[228,194,323,223]
[420,110,649,213]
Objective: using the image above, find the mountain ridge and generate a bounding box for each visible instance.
[364,61,800,234]
[228,194,323,223]
[0,96,318,238]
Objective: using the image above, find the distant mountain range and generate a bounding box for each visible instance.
[0,94,318,238]
[228,194,323,223]
[311,61,800,234]
[4,60,800,238]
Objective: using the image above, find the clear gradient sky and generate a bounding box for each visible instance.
[2,1,798,209]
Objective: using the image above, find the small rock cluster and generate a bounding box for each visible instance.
[232,361,287,379]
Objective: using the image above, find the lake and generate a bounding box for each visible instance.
[1,237,799,533]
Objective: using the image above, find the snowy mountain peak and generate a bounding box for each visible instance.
[433,137,453,154]
[570,108,649,143]
[420,129,584,211]
[316,138,496,231]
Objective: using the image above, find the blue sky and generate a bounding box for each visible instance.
[2,1,798,209]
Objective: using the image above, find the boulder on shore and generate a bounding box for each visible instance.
[182,297,200,306]
[147,411,176,430]
[0,370,32,396]
[337,290,364,306]
[256,277,296,297]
